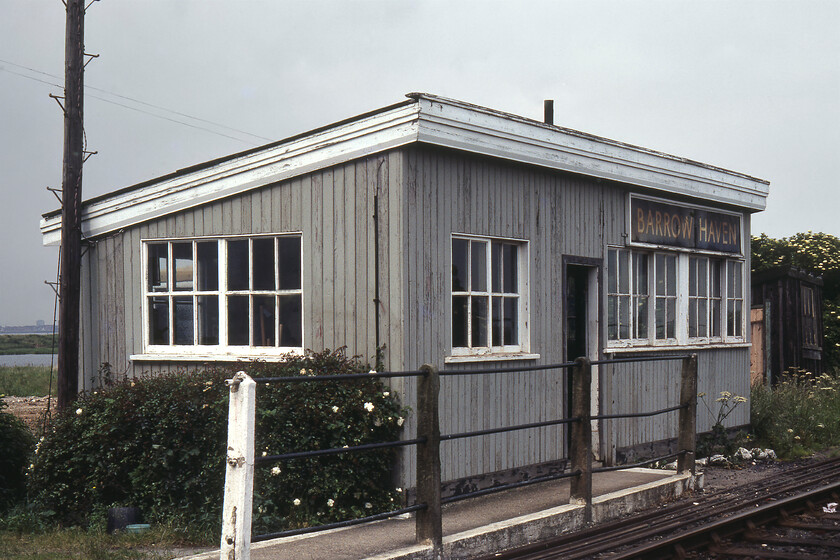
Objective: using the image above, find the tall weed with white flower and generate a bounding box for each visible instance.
[696,391,749,458]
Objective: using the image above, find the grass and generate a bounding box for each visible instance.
[0,365,55,397]
[0,335,57,356]
[0,526,214,560]
[751,370,840,459]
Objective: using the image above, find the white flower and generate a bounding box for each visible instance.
[332,405,340,413]
[364,402,375,412]
[75,408,83,416]
[327,498,335,507]
[395,487,403,493]
[364,502,372,509]
[262,451,268,457]
[383,391,390,397]
[397,417,404,427]
[300,368,307,375]
[368,369,377,375]
[293,498,301,506]
[271,466,281,476]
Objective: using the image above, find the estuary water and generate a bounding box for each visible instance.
[0,354,57,367]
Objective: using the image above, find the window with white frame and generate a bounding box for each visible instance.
[144,234,302,355]
[451,235,527,355]
[607,247,745,347]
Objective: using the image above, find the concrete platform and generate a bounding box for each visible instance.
[181,468,702,560]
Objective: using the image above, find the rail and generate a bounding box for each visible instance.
[219,353,697,559]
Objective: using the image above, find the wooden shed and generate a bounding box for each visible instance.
[41,93,769,487]
[751,267,824,383]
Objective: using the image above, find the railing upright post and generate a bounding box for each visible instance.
[677,354,698,475]
[220,371,256,560]
[569,356,592,522]
[415,363,443,556]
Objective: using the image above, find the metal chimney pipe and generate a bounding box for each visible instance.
[544,99,554,125]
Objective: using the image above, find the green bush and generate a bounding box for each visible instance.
[0,399,35,512]
[27,349,407,536]
[751,371,840,458]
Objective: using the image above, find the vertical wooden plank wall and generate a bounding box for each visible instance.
[400,146,625,484]
[83,154,399,384]
[77,143,753,486]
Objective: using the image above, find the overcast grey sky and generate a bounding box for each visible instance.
[1,0,838,326]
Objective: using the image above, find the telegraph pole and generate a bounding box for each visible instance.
[56,0,86,410]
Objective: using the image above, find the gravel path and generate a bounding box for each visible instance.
[2,395,52,434]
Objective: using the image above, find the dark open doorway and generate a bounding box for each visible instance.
[563,259,601,459]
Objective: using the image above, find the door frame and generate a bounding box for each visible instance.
[562,256,602,460]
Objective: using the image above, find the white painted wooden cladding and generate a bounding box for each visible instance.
[399,146,622,484]
[78,143,752,489]
[78,152,406,388]
[599,348,750,458]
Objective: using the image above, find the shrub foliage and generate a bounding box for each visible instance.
[0,399,35,512]
[27,349,406,534]
[751,371,840,459]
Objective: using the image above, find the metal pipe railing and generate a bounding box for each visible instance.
[220,352,698,559]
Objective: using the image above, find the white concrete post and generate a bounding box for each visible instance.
[220,371,256,560]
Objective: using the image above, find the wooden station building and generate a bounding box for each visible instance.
[41,93,769,487]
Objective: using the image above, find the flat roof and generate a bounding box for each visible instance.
[41,93,769,245]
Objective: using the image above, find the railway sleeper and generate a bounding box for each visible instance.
[708,542,833,560]
[744,527,840,549]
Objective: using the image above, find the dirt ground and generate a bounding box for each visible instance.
[2,395,52,435]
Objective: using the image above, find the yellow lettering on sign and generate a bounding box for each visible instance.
[683,216,694,240]
[637,208,646,235]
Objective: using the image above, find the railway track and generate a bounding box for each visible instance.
[477,456,840,560]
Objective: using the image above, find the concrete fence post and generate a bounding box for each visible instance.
[569,356,592,522]
[677,354,698,475]
[220,371,256,560]
[415,363,443,556]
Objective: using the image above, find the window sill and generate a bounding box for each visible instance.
[603,342,751,354]
[130,350,303,363]
[444,353,541,364]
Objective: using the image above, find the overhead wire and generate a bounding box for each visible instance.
[0,58,272,145]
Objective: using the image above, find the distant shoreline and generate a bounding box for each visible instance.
[0,334,58,356]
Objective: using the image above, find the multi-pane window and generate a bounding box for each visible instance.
[654,254,677,340]
[608,247,744,346]
[452,236,525,353]
[607,249,648,340]
[145,235,302,353]
[688,256,725,340]
[726,261,743,338]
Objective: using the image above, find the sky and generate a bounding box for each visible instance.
[1,0,838,326]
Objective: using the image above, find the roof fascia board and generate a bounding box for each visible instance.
[413,94,769,211]
[40,103,421,245]
[41,93,769,246]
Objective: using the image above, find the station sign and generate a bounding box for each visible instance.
[631,198,742,254]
